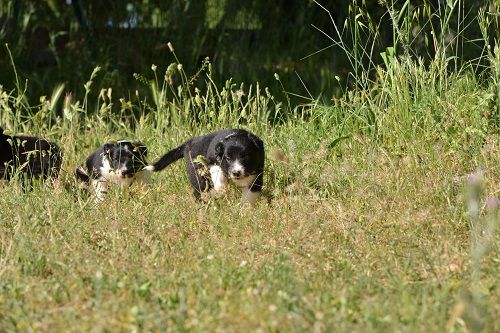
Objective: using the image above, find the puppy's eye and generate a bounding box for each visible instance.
[225,156,232,161]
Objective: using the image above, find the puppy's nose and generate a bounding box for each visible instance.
[121,169,132,177]
[232,170,241,178]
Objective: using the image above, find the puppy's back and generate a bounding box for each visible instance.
[16,135,62,179]
[0,130,62,180]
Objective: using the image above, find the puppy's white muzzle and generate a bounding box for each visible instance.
[228,160,245,180]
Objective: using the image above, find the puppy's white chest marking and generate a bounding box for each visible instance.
[91,178,109,202]
[209,163,260,205]
[209,165,227,191]
[91,171,149,202]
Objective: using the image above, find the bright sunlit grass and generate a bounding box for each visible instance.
[0,0,499,331]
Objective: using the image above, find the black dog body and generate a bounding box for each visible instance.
[0,127,62,182]
[145,129,264,204]
[76,140,149,200]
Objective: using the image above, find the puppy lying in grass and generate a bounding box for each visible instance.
[145,128,265,205]
[0,126,62,184]
[76,140,149,201]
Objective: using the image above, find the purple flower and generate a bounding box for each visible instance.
[486,197,498,210]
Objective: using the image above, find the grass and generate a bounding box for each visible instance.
[0,1,499,331]
[0,74,498,331]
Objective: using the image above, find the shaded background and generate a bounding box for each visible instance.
[0,0,494,110]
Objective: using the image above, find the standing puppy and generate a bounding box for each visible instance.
[144,129,264,204]
[0,127,62,182]
[76,140,149,201]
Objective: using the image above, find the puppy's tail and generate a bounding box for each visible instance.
[143,144,184,172]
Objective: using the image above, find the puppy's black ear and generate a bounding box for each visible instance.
[102,143,114,155]
[75,166,90,183]
[215,141,224,162]
[249,133,264,149]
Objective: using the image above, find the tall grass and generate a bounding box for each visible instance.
[0,0,499,331]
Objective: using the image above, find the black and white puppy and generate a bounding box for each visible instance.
[76,140,149,201]
[0,127,62,182]
[144,129,264,204]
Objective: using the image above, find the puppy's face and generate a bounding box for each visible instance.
[103,141,147,179]
[215,134,263,181]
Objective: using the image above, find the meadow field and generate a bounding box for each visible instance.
[0,1,499,332]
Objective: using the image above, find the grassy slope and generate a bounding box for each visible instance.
[0,58,499,332]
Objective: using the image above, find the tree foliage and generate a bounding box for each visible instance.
[0,0,495,109]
